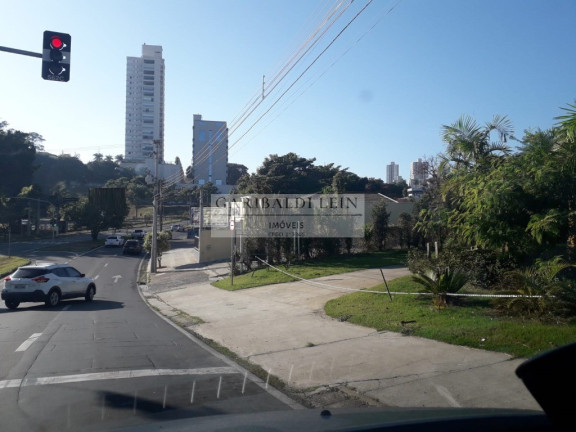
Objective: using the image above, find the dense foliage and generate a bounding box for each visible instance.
[409,102,576,317]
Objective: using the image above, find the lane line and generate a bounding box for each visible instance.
[15,333,43,352]
[0,367,238,390]
[435,384,461,408]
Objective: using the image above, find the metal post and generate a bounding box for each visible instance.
[27,205,31,236]
[230,202,235,286]
[199,190,203,253]
[151,143,159,273]
[379,269,393,301]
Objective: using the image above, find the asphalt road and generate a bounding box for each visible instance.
[0,239,294,432]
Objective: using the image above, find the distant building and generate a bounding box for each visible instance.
[408,158,429,199]
[192,114,228,187]
[125,44,165,162]
[409,158,429,187]
[386,161,400,184]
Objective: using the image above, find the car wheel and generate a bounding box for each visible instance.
[85,285,95,302]
[45,289,60,307]
[5,300,20,310]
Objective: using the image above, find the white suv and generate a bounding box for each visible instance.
[105,234,125,247]
[2,263,96,309]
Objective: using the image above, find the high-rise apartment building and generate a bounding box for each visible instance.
[410,158,429,187]
[192,114,228,186]
[125,44,165,162]
[386,161,400,184]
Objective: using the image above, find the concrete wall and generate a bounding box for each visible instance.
[198,229,231,263]
[364,195,414,225]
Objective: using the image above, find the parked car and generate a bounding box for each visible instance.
[1,263,96,309]
[171,224,181,231]
[123,239,143,255]
[132,229,145,239]
[105,234,125,247]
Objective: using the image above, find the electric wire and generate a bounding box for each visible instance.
[229,0,404,160]
[187,0,355,176]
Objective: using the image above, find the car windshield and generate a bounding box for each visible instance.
[1,1,576,431]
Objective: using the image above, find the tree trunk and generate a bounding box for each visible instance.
[568,199,576,262]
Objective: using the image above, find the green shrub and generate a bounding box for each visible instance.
[494,257,576,319]
[408,247,515,289]
[411,267,469,309]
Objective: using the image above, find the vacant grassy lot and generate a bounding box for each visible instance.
[325,276,576,358]
[213,250,407,291]
[0,256,30,278]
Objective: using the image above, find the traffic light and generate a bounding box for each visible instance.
[42,31,71,82]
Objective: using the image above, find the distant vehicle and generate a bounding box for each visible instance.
[105,234,125,247]
[132,229,145,239]
[171,224,182,231]
[2,263,96,309]
[123,239,143,255]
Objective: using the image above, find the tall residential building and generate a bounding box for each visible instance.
[386,161,400,184]
[125,44,165,162]
[192,114,228,186]
[409,158,429,187]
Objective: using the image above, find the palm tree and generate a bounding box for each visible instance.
[497,257,574,318]
[442,115,513,170]
[555,102,576,259]
[411,267,469,309]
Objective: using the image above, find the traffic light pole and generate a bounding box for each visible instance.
[0,46,42,58]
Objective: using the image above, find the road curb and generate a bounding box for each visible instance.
[135,258,304,410]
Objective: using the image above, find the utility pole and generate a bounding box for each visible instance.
[151,140,160,273]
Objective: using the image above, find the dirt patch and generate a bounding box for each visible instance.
[295,385,386,409]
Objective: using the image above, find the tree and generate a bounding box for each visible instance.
[554,102,576,259]
[442,114,513,170]
[398,212,414,248]
[33,153,88,194]
[370,200,390,251]
[63,188,129,240]
[227,163,249,185]
[0,122,39,197]
[143,230,171,268]
[237,153,337,194]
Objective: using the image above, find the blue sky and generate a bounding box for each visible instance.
[1,0,575,182]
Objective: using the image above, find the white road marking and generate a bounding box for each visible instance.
[0,367,238,390]
[94,275,99,280]
[112,275,122,283]
[435,384,461,407]
[15,333,43,352]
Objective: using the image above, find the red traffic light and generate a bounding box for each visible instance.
[42,31,71,82]
[50,36,64,50]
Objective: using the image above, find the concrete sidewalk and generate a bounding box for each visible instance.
[143,240,540,411]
